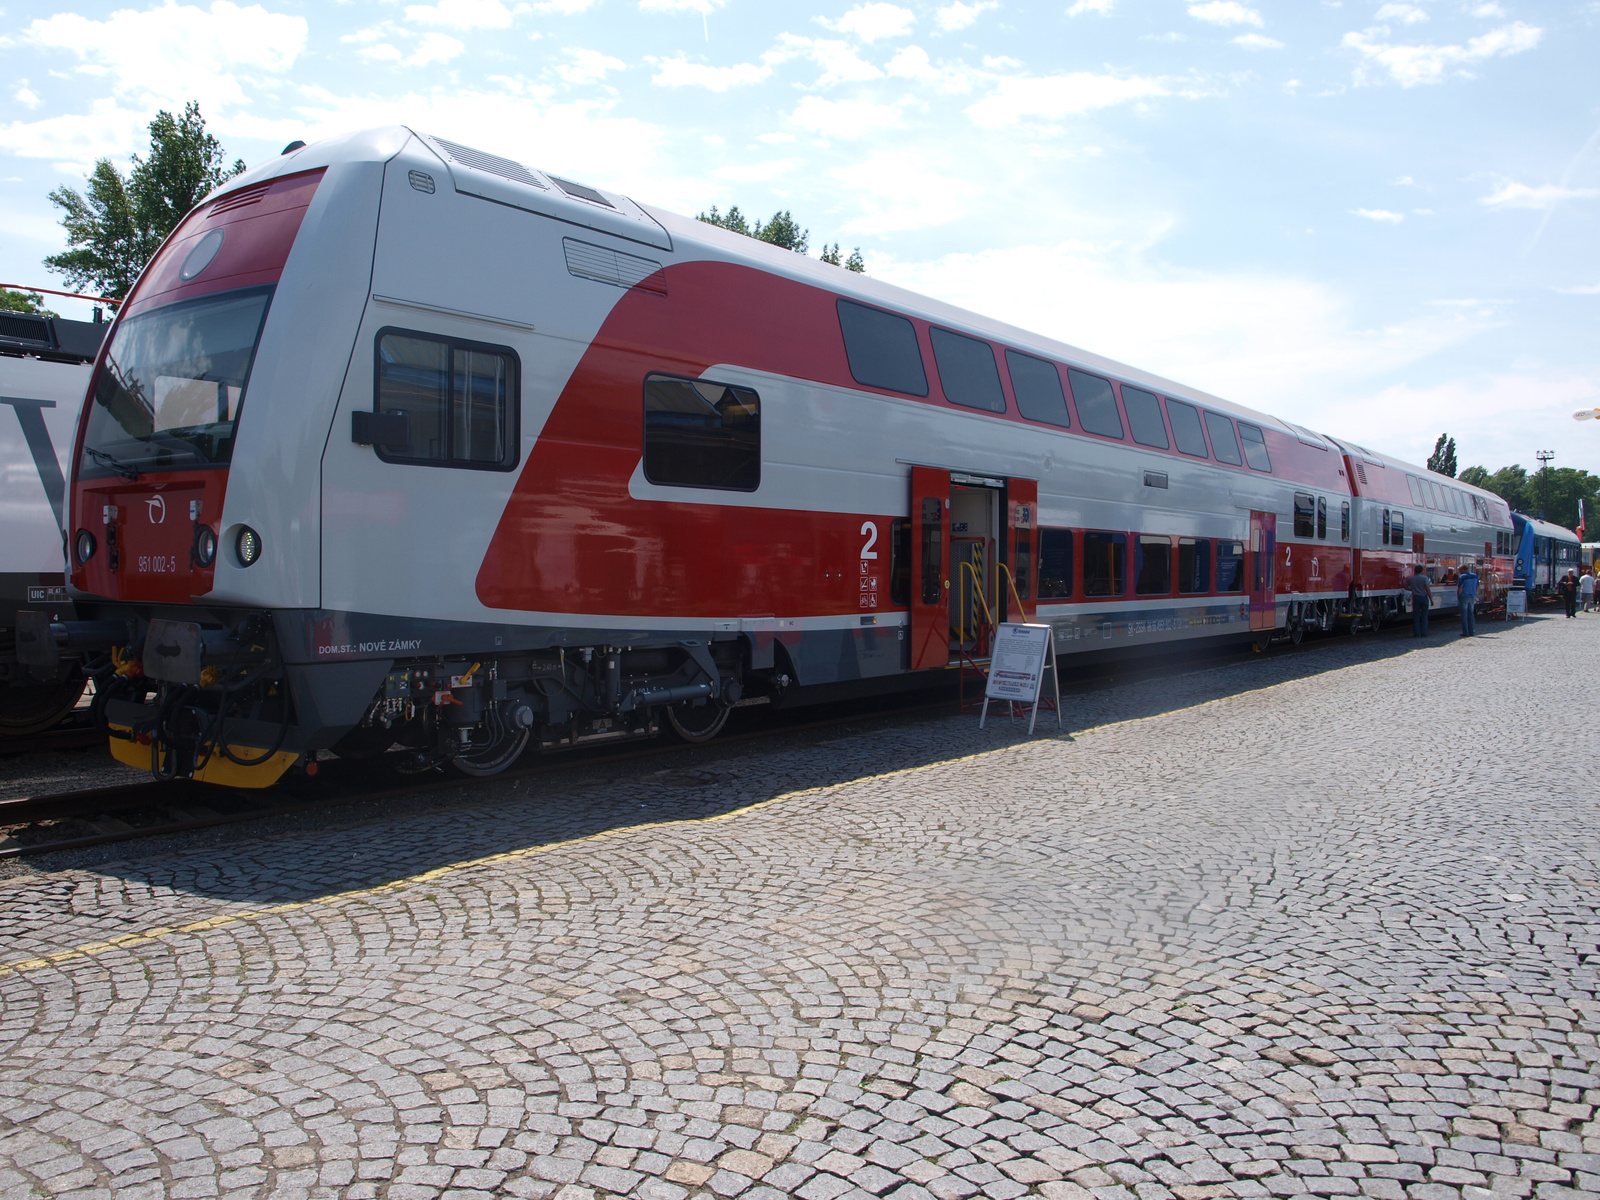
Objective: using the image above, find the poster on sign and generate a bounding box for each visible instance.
[1507,589,1526,619]
[980,623,1062,735]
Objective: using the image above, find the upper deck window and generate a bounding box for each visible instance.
[643,373,760,491]
[1166,399,1209,458]
[1293,492,1315,538]
[930,327,1005,413]
[1122,386,1168,450]
[1204,412,1242,465]
[1068,370,1123,439]
[1238,422,1272,472]
[1005,350,1070,427]
[837,299,928,397]
[1407,475,1426,506]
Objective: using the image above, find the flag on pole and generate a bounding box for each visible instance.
[1580,498,1587,541]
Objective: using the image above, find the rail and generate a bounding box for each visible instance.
[997,562,1028,621]
[956,560,995,653]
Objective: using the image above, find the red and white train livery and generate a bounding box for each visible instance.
[22,127,1515,786]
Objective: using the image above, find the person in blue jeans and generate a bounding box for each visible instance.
[1407,565,1432,637]
[1457,562,1479,636]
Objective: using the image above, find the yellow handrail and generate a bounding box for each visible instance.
[997,562,1028,620]
[957,559,994,641]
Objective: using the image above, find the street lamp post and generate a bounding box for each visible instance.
[1535,450,1554,520]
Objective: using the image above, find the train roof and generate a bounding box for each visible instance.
[1514,513,1581,541]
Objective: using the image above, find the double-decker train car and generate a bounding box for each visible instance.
[1512,513,1581,594]
[1,307,107,734]
[20,127,1517,786]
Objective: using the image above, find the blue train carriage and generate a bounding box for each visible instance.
[1510,513,1581,596]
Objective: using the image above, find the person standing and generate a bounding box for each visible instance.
[1457,562,1480,637]
[1407,565,1432,637]
[1559,569,1579,618]
[1581,569,1595,613]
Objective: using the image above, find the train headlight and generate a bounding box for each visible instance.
[74,529,96,565]
[193,525,217,567]
[236,526,261,567]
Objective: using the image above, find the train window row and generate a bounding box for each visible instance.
[1406,472,1491,522]
[836,299,1273,474]
[1034,529,1247,600]
[1292,493,1351,543]
[375,329,519,470]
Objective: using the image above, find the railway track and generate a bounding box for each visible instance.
[0,617,1450,860]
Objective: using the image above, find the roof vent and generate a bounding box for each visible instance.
[211,182,272,215]
[563,238,665,295]
[550,175,615,209]
[0,312,52,346]
[1355,462,1368,485]
[430,136,547,189]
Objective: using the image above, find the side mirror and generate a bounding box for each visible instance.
[352,410,409,452]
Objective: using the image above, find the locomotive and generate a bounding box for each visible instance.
[16,127,1517,786]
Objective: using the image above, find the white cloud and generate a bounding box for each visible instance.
[1393,175,1417,186]
[714,158,802,183]
[1233,33,1283,49]
[649,55,772,90]
[884,45,976,91]
[1470,2,1506,16]
[406,32,465,65]
[822,3,915,42]
[966,72,1168,129]
[0,98,152,172]
[20,1,307,116]
[789,95,908,138]
[1374,3,1428,24]
[14,84,43,110]
[1187,2,1263,28]
[1412,207,1434,215]
[934,1,998,32]
[403,0,514,27]
[530,0,598,10]
[1480,181,1600,210]
[831,149,985,232]
[557,48,626,84]
[638,0,726,13]
[1556,283,1600,295]
[1066,0,1115,13]
[1343,21,1542,87]
[774,34,884,86]
[358,42,404,63]
[757,131,795,143]
[1352,208,1406,222]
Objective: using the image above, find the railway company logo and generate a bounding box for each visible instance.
[146,495,166,524]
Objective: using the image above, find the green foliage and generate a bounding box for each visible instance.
[1427,433,1457,478]
[1462,461,1600,530]
[44,102,245,301]
[0,288,56,317]
[697,204,865,272]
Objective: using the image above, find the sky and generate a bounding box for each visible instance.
[2,0,1597,475]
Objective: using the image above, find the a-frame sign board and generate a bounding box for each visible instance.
[979,622,1062,736]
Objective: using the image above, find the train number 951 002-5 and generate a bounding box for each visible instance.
[136,555,180,574]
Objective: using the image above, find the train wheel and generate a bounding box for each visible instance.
[0,673,87,737]
[451,727,530,777]
[666,701,730,744]
[1289,622,1305,645]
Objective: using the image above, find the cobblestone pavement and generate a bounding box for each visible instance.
[2,614,1598,1200]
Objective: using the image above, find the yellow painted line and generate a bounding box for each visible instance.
[0,742,1030,982]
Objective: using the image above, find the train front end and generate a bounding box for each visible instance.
[20,155,353,787]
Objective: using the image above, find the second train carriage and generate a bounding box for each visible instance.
[25,126,1517,786]
[1512,513,1582,595]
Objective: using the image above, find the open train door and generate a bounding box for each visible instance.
[1249,510,1277,632]
[910,465,951,669]
[1005,479,1038,625]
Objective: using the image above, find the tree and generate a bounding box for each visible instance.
[1427,433,1457,477]
[0,288,56,317]
[44,102,245,302]
[696,204,866,272]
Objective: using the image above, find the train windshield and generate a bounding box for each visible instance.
[78,286,272,478]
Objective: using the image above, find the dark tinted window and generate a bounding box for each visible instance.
[1341,502,1350,542]
[1178,538,1210,593]
[1166,399,1209,458]
[1068,369,1123,439]
[1293,493,1315,538]
[1006,350,1070,427]
[1083,531,1126,596]
[643,374,760,491]
[1317,497,1327,540]
[1038,528,1073,599]
[1135,535,1172,595]
[1391,510,1405,547]
[1238,422,1272,471]
[890,518,910,606]
[1123,386,1168,449]
[1216,540,1245,592]
[377,329,519,470]
[1382,509,1391,543]
[930,327,1004,413]
[1205,412,1242,465]
[837,299,927,396]
[920,497,942,604]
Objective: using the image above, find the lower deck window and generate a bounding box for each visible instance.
[1216,540,1245,592]
[643,373,760,491]
[1135,535,1172,595]
[1391,511,1405,547]
[376,329,519,470]
[1293,492,1315,538]
[1178,538,1210,594]
[1038,528,1073,599]
[1083,531,1126,597]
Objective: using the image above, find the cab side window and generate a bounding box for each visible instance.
[375,329,520,470]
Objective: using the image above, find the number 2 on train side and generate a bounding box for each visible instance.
[860,521,879,560]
